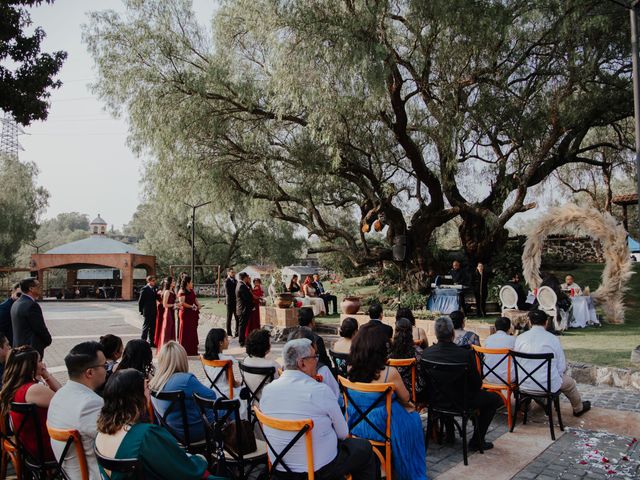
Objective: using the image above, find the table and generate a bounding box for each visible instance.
[427,288,460,314]
[570,296,598,328]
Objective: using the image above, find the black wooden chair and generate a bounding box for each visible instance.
[9,402,64,479]
[328,350,350,378]
[193,394,267,480]
[150,389,207,455]
[95,446,144,479]
[238,362,276,427]
[510,350,564,440]
[420,360,483,465]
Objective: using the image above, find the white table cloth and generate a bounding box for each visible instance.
[570,296,599,328]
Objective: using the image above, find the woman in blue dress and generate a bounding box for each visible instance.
[347,322,427,480]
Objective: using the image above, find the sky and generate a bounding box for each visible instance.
[18,0,214,231]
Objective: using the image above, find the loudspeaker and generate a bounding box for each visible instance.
[392,235,407,262]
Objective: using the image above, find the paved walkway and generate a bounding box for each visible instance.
[38,302,640,479]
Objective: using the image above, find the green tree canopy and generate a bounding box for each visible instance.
[0,154,48,266]
[84,0,631,281]
[0,1,67,125]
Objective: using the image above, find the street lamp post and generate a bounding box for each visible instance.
[184,201,212,281]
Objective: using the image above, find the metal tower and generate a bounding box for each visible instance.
[0,111,25,160]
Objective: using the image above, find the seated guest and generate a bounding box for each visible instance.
[389,318,421,395]
[561,275,582,296]
[288,275,303,296]
[289,327,340,401]
[396,307,428,350]
[260,338,378,479]
[99,334,123,376]
[0,283,20,345]
[242,329,281,401]
[483,317,516,384]
[0,345,61,462]
[332,317,358,354]
[302,276,327,315]
[312,273,338,315]
[450,310,480,347]
[420,317,502,451]
[115,339,154,379]
[348,323,426,480]
[0,333,11,385]
[298,308,332,368]
[48,341,106,479]
[364,303,393,340]
[149,341,216,443]
[514,310,591,416]
[95,369,223,479]
[506,273,531,311]
[203,328,243,401]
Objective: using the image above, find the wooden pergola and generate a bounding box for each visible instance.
[612,193,638,231]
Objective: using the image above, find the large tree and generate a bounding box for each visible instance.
[0,0,67,125]
[85,0,631,283]
[0,154,48,266]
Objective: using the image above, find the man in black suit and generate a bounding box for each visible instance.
[363,303,393,340]
[236,272,254,347]
[0,283,20,345]
[311,274,338,315]
[138,275,157,346]
[420,316,502,451]
[224,268,238,337]
[11,277,52,358]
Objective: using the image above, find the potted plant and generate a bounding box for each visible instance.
[270,271,294,308]
[331,275,361,314]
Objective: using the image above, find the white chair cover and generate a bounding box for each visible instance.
[500,285,518,312]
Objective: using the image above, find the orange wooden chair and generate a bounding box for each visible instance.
[338,376,394,480]
[253,407,316,479]
[471,345,516,428]
[46,425,89,480]
[0,418,21,480]
[386,358,417,403]
[200,355,234,399]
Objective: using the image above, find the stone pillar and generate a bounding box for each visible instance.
[36,269,44,300]
[121,260,134,301]
[66,269,77,291]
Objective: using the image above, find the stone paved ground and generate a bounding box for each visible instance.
[36,302,640,480]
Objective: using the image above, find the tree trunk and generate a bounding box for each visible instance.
[458,212,509,265]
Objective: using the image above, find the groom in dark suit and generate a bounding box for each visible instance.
[11,278,52,358]
[236,272,254,347]
[138,276,157,346]
[225,268,238,337]
[312,274,338,315]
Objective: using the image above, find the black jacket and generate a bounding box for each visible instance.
[0,297,15,344]
[236,282,254,317]
[138,284,157,316]
[449,268,468,285]
[419,341,482,405]
[363,319,393,341]
[225,277,237,304]
[11,295,52,357]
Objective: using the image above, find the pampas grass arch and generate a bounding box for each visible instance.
[522,204,632,324]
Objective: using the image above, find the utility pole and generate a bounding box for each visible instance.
[184,201,211,281]
[28,241,50,254]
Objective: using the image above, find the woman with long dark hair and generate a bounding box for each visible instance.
[203,329,243,401]
[389,318,421,395]
[396,307,428,350]
[157,276,177,349]
[95,369,223,479]
[0,345,61,462]
[178,275,200,356]
[116,339,155,379]
[347,323,427,480]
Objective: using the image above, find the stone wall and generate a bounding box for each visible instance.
[543,235,605,264]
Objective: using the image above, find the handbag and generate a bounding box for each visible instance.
[222,419,257,455]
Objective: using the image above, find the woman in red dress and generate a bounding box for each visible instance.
[245,277,264,339]
[157,276,177,351]
[153,279,166,347]
[178,275,200,356]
